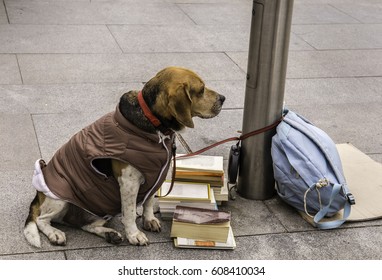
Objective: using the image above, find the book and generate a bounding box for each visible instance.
[158,181,211,201]
[170,206,231,242]
[175,172,224,185]
[174,227,236,250]
[175,170,223,177]
[157,181,217,220]
[159,187,217,220]
[176,155,224,174]
[174,154,226,203]
[213,180,229,203]
[173,205,230,224]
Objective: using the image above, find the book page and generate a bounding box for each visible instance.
[176,155,224,172]
[159,181,210,201]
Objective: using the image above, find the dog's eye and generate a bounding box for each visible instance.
[199,86,205,96]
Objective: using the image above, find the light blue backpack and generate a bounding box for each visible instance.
[271,110,355,229]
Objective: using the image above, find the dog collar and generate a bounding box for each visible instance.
[137,91,170,134]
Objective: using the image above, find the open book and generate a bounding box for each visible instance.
[176,154,224,174]
[158,181,211,201]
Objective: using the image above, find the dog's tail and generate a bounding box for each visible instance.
[23,192,44,248]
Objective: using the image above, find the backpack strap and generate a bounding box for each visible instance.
[312,183,352,229]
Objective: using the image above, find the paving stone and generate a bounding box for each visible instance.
[109,24,250,53]
[220,195,286,236]
[288,49,382,78]
[225,52,248,73]
[17,53,245,84]
[0,114,40,171]
[6,0,193,25]
[333,1,382,23]
[0,55,22,84]
[170,0,248,3]
[178,2,252,25]
[293,24,382,50]
[0,170,40,256]
[227,50,382,79]
[235,226,382,259]
[0,83,141,114]
[0,251,66,260]
[289,33,315,51]
[206,80,246,109]
[292,3,359,24]
[64,226,382,259]
[369,153,382,164]
[285,77,382,106]
[264,198,315,232]
[0,24,122,54]
[109,24,313,53]
[0,1,8,24]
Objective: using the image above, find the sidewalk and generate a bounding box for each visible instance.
[1,0,382,260]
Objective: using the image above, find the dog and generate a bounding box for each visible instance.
[23,67,225,247]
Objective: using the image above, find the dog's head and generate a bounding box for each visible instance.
[143,67,225,130]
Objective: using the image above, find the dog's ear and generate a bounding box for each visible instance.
[168,83,194,128]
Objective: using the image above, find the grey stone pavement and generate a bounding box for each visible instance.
[0,0,382,260]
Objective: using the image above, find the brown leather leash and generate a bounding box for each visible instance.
[155,118,282,199]
[176,116,284,159]
[174,117,284,200]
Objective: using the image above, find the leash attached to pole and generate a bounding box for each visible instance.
[176,116,283,159]
[175,117,283,199]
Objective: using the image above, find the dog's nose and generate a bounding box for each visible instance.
[219,95,226,104]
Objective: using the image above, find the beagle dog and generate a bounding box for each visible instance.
[23,67,225,247]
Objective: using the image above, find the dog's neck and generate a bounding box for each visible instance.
[137,91,165,133]
[118,90,184,134]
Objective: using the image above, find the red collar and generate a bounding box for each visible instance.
[137,91,168,133]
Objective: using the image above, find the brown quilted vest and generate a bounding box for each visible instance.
[42,106,174,217]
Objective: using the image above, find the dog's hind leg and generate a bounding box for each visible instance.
[36,197,68,246]
[81,219,123,245]
[142,195,161,232]
[24,192,45,248]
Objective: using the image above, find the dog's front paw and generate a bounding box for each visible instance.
[105,231,123,245]
[143,217,161,232]
[127,230,149,246]
[48,229,66,246]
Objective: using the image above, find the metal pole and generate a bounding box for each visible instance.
[237,0,294,200]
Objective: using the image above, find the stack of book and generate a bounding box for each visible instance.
[157,181,217,220]
[170,205,236,250]
[175,155,228,204]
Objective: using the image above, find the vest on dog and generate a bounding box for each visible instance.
[35,106,174,217]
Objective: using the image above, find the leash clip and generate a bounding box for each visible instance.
[228,141,241,185]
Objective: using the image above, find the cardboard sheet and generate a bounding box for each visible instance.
[300,143,382,225]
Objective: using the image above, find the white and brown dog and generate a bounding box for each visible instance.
[23,67,225,247]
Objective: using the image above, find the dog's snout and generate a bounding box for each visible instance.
[219,94,226,104]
